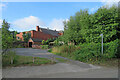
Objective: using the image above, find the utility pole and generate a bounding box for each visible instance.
[100,34,103,55]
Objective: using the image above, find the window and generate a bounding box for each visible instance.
[17,37,20,40]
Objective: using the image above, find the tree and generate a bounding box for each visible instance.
[42,40,45,45]
[58,5,119,58]
[2,19,13,54]
[61,5,119,45]
[11,31,18,41]
[61,9,91,45]
[63,20,68,31]
[88,5,119,43]
[22,32,31,43]
[0,28,2,50]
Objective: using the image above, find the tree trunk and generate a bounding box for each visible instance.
[2,48,8,55]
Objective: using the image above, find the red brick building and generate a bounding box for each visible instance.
[16,26,63,47]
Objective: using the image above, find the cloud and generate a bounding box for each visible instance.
[90,0,119,13]
[0,3,6,7]
[0,19,3,28]
[0,3,7,13]
[100,0,120,7]
[90,6,100,13]
[12,16,46,31]
[12,17,69,31]
[49,18,69,31]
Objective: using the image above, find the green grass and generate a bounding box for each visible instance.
[86,58,119,67]
[48,49,52,52]
[53,52,119,67]
[2,51,55,68]
[40,45,49,49]
[55,58,68,63]
[51,45,119,67]
[51,51,75,60]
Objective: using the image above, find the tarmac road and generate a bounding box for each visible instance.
[2,48,119,78]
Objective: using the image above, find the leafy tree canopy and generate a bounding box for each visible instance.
[60,5,119,45]
[22,32,31,43]
[2,19,13,53]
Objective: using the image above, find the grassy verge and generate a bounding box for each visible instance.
[2,51,55,68]
[50,45,119,68]
[55,58,68,63]
[52,52,119,67]
[83,58,119,67]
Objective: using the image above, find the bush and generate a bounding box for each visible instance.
[2,51,17,66]
[52,45,80,57]
[52,45,76,53]
[16,44,24,48]
[103,39,119,58]
[40,45,49,49]
[73,42,101,62]
[73,39,119,62]
[51,39,119,62]
[53,40,63,46]
[117,39,120,58]
[48,49,52,52]
[42,40,45,45]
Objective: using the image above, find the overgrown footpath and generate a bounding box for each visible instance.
[2,51,55,68]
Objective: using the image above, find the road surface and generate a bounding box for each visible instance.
[2,48,119,78]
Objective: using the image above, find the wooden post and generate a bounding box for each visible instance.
[33,57,34,63]
[51,56,54,63]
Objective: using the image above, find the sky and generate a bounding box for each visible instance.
[0,0,119,32]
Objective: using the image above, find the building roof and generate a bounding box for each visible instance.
[31,38,43,42]
[40,28,59,37]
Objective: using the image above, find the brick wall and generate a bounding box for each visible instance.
[16,32,24,40]
[16,30,57,41]
[32,31,57,41]
[16,31,31,41]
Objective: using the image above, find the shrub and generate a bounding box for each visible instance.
[16,44,24,48]
[54,40,63,46]
[73,42,101,62]
[42,40,45,45]
[103,39,119,58]
[2,51,17,65]
[117,39,120,58]
[52,45,80,57]
[52,45,76,53]
[40,45,49,49]
[48,49,52,52]
[51,39,119,62]
[73,39,119,62]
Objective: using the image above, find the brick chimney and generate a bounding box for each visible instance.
[36,26,39,31]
